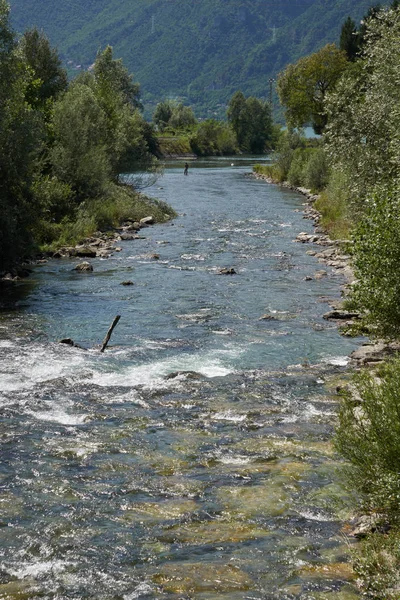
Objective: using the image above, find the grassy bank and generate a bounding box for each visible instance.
[34,183,176,252]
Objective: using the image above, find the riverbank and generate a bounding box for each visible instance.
[0,188,176,281]
[252,168,400,598]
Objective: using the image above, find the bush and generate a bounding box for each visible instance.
[351,185,400,339]
[314,169,352,239]
[335,359,400,519]
[305,147,330,191]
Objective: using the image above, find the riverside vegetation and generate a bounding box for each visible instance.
[254,2,400,596]
[0,0,278,274]
[0,0,177,273]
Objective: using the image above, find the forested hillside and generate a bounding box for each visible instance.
[9,0,373,117]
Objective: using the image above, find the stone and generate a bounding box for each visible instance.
[140,216,155,225]
[121,280,134,286]
[218,267,237,275]
[73,261,93,272]
[323,310,360,320]
[350,342,400,365]
[259,314,278,321]
[165,371,203,380]
[59,338,75,346]
[75,246,97,258]
[314,270,327,280]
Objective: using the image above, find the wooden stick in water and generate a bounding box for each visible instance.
[100,315,121,353]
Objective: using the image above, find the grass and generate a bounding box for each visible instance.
[38,183,176,251]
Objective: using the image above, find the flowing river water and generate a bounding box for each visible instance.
[0,159,362,599]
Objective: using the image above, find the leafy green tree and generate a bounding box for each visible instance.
[0,0,44,269]
[91,46,153,177]
[325,8,400,207]
[93,45,141,110]
[339,16,359,61]
[227,91,247,147]
[153,100,174,132]
[189,119,237,156]
[168,103,197,130]
[277,44,348,134]
[21,27,67,109]
[50,81,110,199]
[351,186,400,338]
[227,92,272,152]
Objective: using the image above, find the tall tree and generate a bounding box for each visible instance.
[340,16,359,61]
[227,92,272,152]
[0,0,44,269]
[277,44,348,134]
[21,27,67,109]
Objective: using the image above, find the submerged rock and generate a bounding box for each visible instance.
[218,267,237,275]
[165,370,203,380]
[59,338,75,346]
[73,261,93,272]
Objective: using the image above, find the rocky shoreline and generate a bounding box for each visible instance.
[252,171,400,370]
[0,215,160,281]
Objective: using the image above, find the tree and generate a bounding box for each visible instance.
[92,46,152,177]
[50,81,110,199]
[325,7,400,207]
[227,91,247,147]
[227,92,272,152]
[277,44,348,134]
[0,0,44,269]
[21,27,67,108]
[168,103,197,130]
[153,100,174,132]
[340,17,359,61]
[93,45,141,110]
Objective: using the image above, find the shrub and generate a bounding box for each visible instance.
[335,359,400,519]
[351,185,400,339]
[305,147,330,191]
[314,169,352,239]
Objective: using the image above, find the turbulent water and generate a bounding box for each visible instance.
[0,159,361,599]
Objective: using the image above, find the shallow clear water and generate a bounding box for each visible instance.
[0,159,361,599]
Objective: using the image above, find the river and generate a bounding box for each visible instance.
[0,158,361,599]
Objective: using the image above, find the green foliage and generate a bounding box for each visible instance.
[50,80,110,199]
[189,119,238,156]
[352,528,400,599]
[351,186,400,339]
[21,27,67,108]
[227,91,272,153]
[304,147,330,191]
[153,100,174,132]
[336,359,400,519]
[314,169,352,239]
[153,100,197,133]
[0,0,45,269]
[339,16,359,61]
[277,44,348,134]
[326,9,400,208]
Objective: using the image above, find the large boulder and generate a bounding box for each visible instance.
[75,246,97,258]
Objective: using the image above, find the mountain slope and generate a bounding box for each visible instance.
[9,0,373,117]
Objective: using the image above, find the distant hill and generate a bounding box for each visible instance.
[9,0,374,118]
